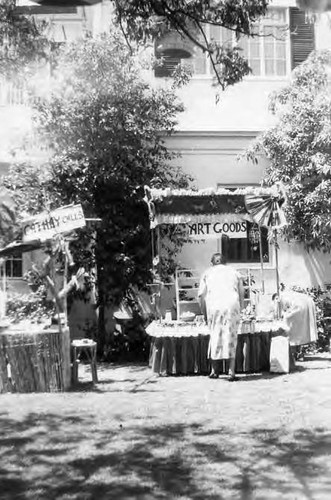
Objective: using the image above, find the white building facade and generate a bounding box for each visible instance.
[153,1,331,291]
[1,0,331,294]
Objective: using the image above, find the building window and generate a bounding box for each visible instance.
[217,184,270,264]
[3,256,23,278]
[239,8,288,77]
[190,7,288,78]
[154,31,195,77]
[0,80,27,106]
[223,223,269,264]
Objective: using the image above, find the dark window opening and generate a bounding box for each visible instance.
[222,223,269,264]
[154,33,193,78]
[2,255,23,278]
[154,55,183,77]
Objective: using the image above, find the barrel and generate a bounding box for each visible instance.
[0,324,71,393]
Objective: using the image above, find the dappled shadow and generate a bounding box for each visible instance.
[69,374,160,395]
[96,361,149,373]
[69,381,105,393]
[230,372,291,382]
[1,407,331,500]
[303,355,331,362]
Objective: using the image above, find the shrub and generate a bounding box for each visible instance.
[6,285,55,324]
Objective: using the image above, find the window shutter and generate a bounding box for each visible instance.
[154,56,181,78]
[154,32,193,78]
[290,7,315,70]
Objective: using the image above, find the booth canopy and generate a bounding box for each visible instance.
[144,186,284,229]
[0,240,43,258]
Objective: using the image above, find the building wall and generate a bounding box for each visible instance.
[1,1,330,323]
[155,5,331,294]
[163,132,268,187]
[175,78,288,132]
[315,11,331,49]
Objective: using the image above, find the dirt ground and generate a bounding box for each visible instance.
[1,354,331,500]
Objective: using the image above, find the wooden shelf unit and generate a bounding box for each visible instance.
[175,269,202,320]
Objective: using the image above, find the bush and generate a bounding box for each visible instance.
[102,287,154,362]
[104,316,151,363]
[6,285,55,324]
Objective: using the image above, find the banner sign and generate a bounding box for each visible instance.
[22,204,86,243]
[187,220,247,239]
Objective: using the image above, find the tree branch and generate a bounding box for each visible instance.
[114,0,134,55]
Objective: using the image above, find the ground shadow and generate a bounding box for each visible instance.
[1,409,331,500]
[97,362,149,373]
[303,355,331,362]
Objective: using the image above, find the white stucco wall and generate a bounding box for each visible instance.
[161,129,331,292]
[278,240,331,288]
[156,8,331,292]
[315,12,331,50]
[164,132,267,187]
[175,77,290,132]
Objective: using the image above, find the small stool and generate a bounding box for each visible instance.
[71,339,98,384]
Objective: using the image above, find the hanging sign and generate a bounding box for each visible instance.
[187,220,247,240]
[22,204,86,243]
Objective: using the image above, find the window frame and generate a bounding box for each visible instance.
[2,255,23,279]
[216,183,274,270]
[190,7,291,81]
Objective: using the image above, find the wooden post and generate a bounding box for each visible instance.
[258,226,265,294]
[156,226,162,320]
[274,229,281,319]
[151,227,155,272]
[63,249,68,328]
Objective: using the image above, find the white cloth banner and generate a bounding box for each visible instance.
[22,204,86,242]
[187,220,247,239]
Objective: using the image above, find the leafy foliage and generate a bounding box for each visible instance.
[32,32,192,309]
[1,162,53,219]
[247,50,331,252]
[113,0,269,89]
[6,286,55,324]
[0,186,17,247]
[0,0,49,79]
[0,162,55,248]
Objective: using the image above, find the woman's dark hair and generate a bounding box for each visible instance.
[211,252,226,265]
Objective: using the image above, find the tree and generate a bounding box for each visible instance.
[16,0,271,88]
[28,31,192,346]
[113,0,268,89]
[1,162,52,217]
[0,0,49,79]
[246,50,331,252]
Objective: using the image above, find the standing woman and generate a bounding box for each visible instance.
[198,252,244,381]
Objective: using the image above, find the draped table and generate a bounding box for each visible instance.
[146,319,289,376]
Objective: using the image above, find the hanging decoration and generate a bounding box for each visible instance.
[245,183,288,313]
[244,183,287,230]
[248,224,260,251]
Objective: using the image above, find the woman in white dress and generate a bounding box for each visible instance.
[198,252,244,380]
